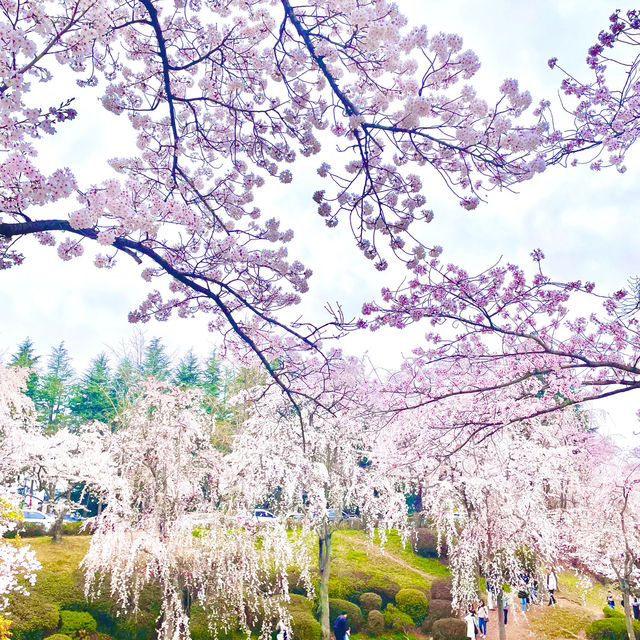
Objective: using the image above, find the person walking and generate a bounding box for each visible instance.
[477,599,489,639]
[546,569,557,606]
[464,609,477,640]
[333,613,348,640]
[632,594,640,620]
[518,585,530,612]
[276,621,287,640]
[531,578,539,605]
[607,593,615,609]
[486,581,497,610]
[502,591,510,626]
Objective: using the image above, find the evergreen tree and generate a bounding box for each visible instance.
[69,353,116,425]
[173,349,201,388]
[142,337,172,381]
[201,350,222,398]
[39,341,74,430]
[112,356,138,410]
[9,337,40,401]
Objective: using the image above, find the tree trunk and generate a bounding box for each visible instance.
[50,511,65,542]
[497,592,507,640]
[622,583,635,640]
[318,526,333,640]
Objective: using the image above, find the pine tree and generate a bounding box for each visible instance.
[201,350,222,399]
[173,349,202,388]
[142,337,172,381]
[38,341,74,430]
[69,353,116,425]
[112,356,138,410]
[9,337,40,402]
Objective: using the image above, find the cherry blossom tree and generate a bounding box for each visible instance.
[364,247,640,443]
[390,400,603,638]
[0,496,40,612]
[0,1,637,399]
[82,380,299,640]
[21,424,111,541]
[566,446,640,640]
[228,357,407,640]
[0,366,40,611]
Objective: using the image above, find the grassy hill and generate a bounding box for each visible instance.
[4,532,613,640]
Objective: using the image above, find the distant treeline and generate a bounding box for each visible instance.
[2,336,253,432]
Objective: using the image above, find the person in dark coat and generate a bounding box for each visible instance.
[333,613,348,640]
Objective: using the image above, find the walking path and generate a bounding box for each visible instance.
[484,604,536,640]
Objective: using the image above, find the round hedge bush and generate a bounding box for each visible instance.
[328,571,370,603]
[365,575,400,604]
[430,578,453,602]
[59,612,97,636]
[586,618,640,640]
[290,611,321,640]
[603,607,625,618]
[382,604,413,632]
[364,610,384,637]
[432,617,467,640]
[421,599,453,632]
[359,593,382,612]
[44,635,72,640]
[7,592,60,640]
[395,588,429,625]
[328,599,364,633]
[288,595,321,640]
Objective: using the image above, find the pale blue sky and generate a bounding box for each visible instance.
[0,1,637,441]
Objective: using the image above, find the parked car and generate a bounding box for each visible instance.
[253,509,277,524]
[21,510,55,530]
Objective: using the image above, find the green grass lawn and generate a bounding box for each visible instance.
[557,571,611,610]
[528,603,597,639]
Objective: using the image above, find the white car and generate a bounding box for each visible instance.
[21,510,56,529]
[253,509,277,524]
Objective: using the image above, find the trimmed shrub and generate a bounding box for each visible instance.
[586,618,640,640]
[59,612,97,637]
[364,610,384,636]
[288,595,321,640]
[15,523,48,537]
[413,529,447,558]
[328,571,370,603]
[421,599,453,632]
[44,635,72,640]
[431,617,467,640]
[288,570,310,597]
[365,575,400,604]
[62,602,113,632]
[328,599,363,633]
[61,522,90,536]
[8,592,60,640]
[381,604,414,632]
[34,572,84,607]
[396,588,429,625]
[430,578,453,602]
[603,607,625,618]
[359,593,382,612]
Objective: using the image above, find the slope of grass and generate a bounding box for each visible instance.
[383,530,450,577]
[329,529,443,593]
[557,571,610,611]
[8,531,447,640]
[14,536,91,605]
[528,604,597,639]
